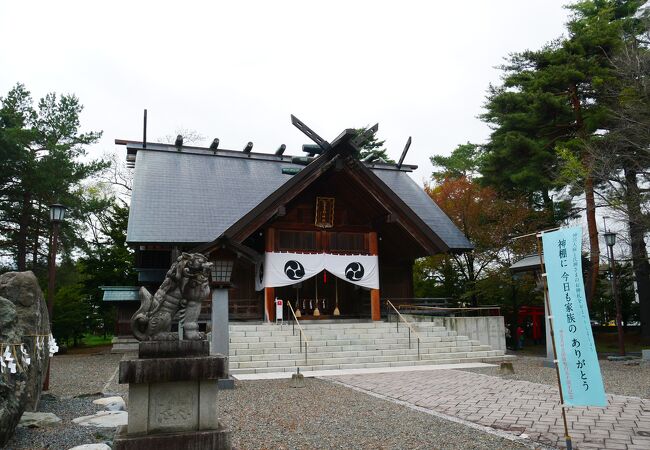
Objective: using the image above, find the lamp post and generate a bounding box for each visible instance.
[43,203,67,391]
[604,231,626,356]
[210,258,235,389]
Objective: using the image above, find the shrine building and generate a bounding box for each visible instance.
[105,123,472,339]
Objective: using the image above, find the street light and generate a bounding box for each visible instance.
[49,203,67,223]
[210,257,236,389]
[43,203,67,390]
[47,204,66,318]
[211,259,234,286]
[604,231,626,356]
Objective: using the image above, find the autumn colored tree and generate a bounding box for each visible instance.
[424,176,535,306]
[480,1,648,308]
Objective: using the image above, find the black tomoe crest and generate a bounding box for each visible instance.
[284,260,305,280]
[344,262,364,281]
[258,262,264,284]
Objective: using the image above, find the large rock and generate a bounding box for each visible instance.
[68,445,111,450]
[0,271,50,447]
[93,396,126,411]
[73,411,129,428]
[17,411,61,428]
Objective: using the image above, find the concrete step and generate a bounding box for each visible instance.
[229,344,495,361]
[230,322,452,331]
[230,327,446,337]
[227,320,505,375]
[229,337,478,354]
[229,333,466,346]
[229,349,505,369]
[228,329,450,339]
[230,354,515,375]
[229,322,392,332]
[229,340,490,356]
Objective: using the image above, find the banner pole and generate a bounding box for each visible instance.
[536,233,573,450]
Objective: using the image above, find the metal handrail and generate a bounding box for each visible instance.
[399,305,500,311]
[287,301,309,364]
[397,304,501,316]
[386,299,421,360]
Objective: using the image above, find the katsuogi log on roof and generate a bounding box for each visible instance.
[118,135,471,253]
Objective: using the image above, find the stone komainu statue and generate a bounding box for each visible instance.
[131,252,212,341]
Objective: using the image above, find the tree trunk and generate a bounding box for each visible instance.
[541,188,555,225]
[568,83,599,307]
[584,174,600,308]
[624,168,650,341]
[465,252,478,307]
[16,191,32,271]
[511,282,518,350]
[31,202,41,270]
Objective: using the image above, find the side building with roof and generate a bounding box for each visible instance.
[103,127,473,344]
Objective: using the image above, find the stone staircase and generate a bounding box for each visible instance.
[228,320,513,375]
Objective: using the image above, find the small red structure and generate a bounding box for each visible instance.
[518,305,545,342]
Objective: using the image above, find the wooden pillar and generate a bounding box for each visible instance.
[369,231,381,321]
[265,228,275,322]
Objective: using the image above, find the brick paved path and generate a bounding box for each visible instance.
[330,370,650,450]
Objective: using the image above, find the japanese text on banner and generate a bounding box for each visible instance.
[541,227,606,407]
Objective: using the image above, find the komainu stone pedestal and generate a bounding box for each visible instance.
[113,341,231,450]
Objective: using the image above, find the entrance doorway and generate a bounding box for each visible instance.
[274,270,371,319]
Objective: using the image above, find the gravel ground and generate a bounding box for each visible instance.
[49,351,124,398]
[12,351,650,449]
[462,354,650,398]
[218,378,530,450]
[5,394,114,450]
[7,353,533,450]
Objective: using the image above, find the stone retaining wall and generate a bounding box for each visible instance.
[403,315,506,351]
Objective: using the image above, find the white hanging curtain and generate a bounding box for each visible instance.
[254,259,264,292]
[322,254,379,290]
[257,252,379,290]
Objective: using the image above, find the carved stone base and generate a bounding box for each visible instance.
[113,424,231,450]
[127,379,218,435]
[138,340,210,359]
[117,343,230,449]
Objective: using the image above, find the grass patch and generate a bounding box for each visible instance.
[509,330,648,356]
[80,333,113,347]
[594,329,646,353]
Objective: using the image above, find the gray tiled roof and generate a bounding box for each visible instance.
[372,169,472,249]
[128,150,300,243]
[100,286,140,302]
[127,148,472,250]
[510,254,543,273]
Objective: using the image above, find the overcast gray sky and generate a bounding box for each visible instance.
[1,0,570,183]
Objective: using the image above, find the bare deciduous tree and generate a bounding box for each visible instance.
[160,128,206,146]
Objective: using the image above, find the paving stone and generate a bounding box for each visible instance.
[609,432,632,440]
[630,436,650,445]
[331,368,650,450]
[602,439,630,449]
[579,442,607,448]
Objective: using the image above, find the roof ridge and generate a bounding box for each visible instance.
[118,140,417,171]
